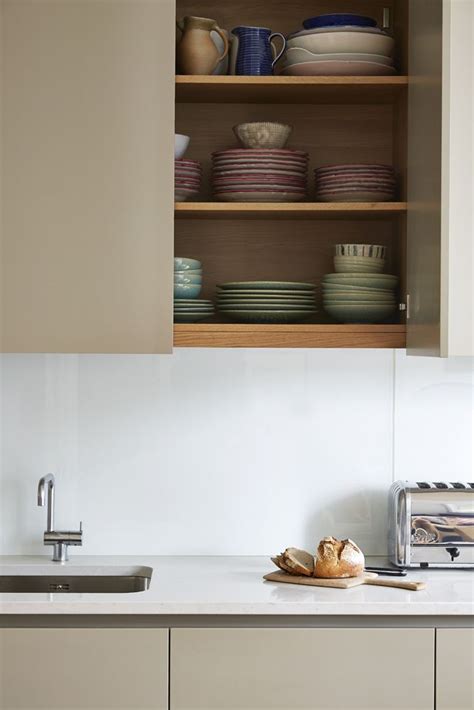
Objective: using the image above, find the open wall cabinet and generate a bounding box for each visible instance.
[0,0,472,354]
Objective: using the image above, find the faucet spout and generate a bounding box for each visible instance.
[37,474,83,562]
[38,474,55,532]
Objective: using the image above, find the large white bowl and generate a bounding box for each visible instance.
[284,48,394,67]
[286,29,395,57]
[175,134,190,159]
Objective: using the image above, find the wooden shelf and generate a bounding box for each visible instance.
[176,75,409,104]
[174,324,406,348]
[175,202,407,220]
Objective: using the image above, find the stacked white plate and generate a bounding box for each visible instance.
[212,149,309,202]
[314,164,396,202]
[281,24,396,76]
[216,281,317,323]
[175,159,202,202]
[322,270,398,323]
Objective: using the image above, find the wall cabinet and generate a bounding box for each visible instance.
[170,628,434,709]
[0,628,169,709]
[1,0,472,354]
[436,629,474,710]
[1,0,174,354]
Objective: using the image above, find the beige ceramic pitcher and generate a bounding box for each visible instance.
[177,16,229,75]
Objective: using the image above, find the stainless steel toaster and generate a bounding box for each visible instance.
[389,480,474,567]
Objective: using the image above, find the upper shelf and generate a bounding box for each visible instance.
[175,202,407,220]
[175,75,409,104]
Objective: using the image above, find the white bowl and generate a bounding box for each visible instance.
[175,134,190,159]
[335,244,387,258]
[284,48,394,67]
[286,29,395,57]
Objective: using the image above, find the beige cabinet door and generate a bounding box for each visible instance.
[437,629,474,710]
[407,0,473,356]
[0,628,168,709]
[1,0,175,353]
[171,628,434,710]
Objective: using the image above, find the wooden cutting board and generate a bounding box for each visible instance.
[264,570,426,591]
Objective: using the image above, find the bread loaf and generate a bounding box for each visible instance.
[314,537,364,578]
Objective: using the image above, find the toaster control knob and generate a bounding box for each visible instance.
[446,546,460,561]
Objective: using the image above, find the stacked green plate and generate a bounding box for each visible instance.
[174,299,214,323]
[216,281,317,323]
[322,273,398,323]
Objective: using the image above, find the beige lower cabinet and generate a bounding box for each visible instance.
[436,629,474,710]
[0,628,168,710]
[170,628,434,710]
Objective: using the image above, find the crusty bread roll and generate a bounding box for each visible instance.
[314,537,364,578]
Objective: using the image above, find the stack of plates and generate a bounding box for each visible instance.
[314,164,396,202]
[322,273,398,323]
[175,159,202,202]
[216,281,317,323]
[212,149,309,202]
[174,257,214,322]
[174,299,215,323]
[281,15,395,76]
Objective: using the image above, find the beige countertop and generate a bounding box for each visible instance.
[0,555,473,616]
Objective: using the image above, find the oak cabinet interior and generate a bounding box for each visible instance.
[175,0,410,350]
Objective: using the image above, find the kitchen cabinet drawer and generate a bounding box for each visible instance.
[1,0,174,353]
[170,628,434,710]
[437,629,474,710]
[0,628,168,709]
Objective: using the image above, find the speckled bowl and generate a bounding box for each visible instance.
[233,122,293,149]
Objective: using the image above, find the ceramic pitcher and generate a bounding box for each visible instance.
[231,26,286,76]
[177,16,229,75]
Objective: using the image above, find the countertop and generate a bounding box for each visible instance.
[0,555,473,616]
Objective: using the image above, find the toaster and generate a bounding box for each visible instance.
[389,480,474,567]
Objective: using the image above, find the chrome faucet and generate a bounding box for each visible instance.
[37,474,83,562]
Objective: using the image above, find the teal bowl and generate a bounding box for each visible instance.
[174,273,203,285]
[174,283,202,299]
[174,257,202,271]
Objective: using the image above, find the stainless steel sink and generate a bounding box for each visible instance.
[0,566,153,593]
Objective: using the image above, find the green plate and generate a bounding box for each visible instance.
[322,274,398,289]
[217,297,316,304]
[218,303,316,311]
[218,281,316,291]
[222,309,317,323]
[323,292,395,303]
[322,283,394,294]
[174,312,213,323]
[174,299,213,304]
[217,293,316,301]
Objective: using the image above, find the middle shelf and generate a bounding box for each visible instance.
[175,202,407,220]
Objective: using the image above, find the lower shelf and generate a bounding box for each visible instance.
[174,324,406,349]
